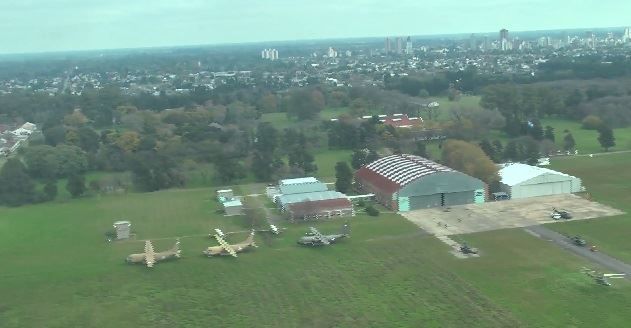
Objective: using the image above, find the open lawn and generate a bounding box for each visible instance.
[547,153,631,262]
[2,180,631,327]
[431,95,483,122]
[541,118,631,154]
[313,149,352,180]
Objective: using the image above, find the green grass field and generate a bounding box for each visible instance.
[547,153,631,262]
[3,163,631,327]
[541,118,631,154]
[3,95,631,327]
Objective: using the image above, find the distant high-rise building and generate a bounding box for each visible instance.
[385,37,391,54]
[405,36,413,55]
[396,37,403,54]
[499,29,509,51]
[623,27,631,43]
[469,34,477,51]
[500,29,509,41]
[261,49,278,60]
[327,47,338,58]
[585,31,596,49]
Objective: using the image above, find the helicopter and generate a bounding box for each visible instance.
[581,267,626,286]
[459,243,478,255]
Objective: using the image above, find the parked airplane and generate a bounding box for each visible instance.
[126,239,181,268]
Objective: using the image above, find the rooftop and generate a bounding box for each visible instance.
[280,177,319,186]
[499,163,576,186]
[356,154,455,193]
[277,190,347,206]
[223,199,243,207]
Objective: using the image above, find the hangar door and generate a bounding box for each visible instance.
[442,191,473,206]
[408,194,441,210]
[514,181,571,198]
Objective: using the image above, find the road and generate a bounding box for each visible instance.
[524,225,631,277]
[553,149,631,159]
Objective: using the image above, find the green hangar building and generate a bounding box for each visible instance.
[355,154,486,212]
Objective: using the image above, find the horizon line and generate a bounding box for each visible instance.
[0,25,627,57]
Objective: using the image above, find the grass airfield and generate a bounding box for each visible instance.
[2,155,631,327]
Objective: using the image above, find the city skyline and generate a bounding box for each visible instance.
[1,0,631,54]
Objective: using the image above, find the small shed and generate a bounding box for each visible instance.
[223,199,243,216]
[113,221,131,240]
[217,189,234,202]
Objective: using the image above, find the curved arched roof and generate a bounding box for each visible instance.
[356,154,454,194]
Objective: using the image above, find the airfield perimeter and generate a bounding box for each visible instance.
[1,153,631,327]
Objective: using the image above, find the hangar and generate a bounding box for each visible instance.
[498,163,582,199]
[355,154,486,212]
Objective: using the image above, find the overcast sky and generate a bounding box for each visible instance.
[1,0,629,54]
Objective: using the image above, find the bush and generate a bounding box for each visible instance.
[581,115,604,130]
[365,205,380,216]
[356,199,366,207]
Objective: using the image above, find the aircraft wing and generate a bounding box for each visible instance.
[144,241,156,268]
[214,234,238,257]
[309,227,330,245]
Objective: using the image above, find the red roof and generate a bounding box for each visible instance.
[355,154,453,194]
[287,198,352,217]
[381,114,422,128]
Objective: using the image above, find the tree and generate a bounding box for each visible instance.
[597,125,615,151]
[413,141,429,158]
[582,115,604,130]
[563,133,576,151]
[115,131,141,153]
[23,144,88,179]
[334,162,353,193]
[0,159,37,206]
[214,153,246,184]
[544,126,555,142]
[288,146,317,174]
[43,125,67,146]
[528,120,544,140]
[130,151,185,191]
[66,174,86,198]
[478,139,496,162]
[351,149,378,169]
[524,138,540,166]
[365,205,380,216]
[63,110,89,127]
[76,127,101,153]
[285,88,326,120]
[43,180,58,201]
[492,140,503,159]
[565,89,584,107]
[258,93,278,113]
[441,140,499,185]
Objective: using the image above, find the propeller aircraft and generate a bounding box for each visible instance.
[297,222,350,246]
[126,239,181,268]
[203,231,257,257]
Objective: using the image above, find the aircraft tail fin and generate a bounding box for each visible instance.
[245,230,257,247]
[171,238,182,257]
[341,222,351,236]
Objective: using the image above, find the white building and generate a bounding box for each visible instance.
[261,49,279,60]
[623,27,631,43]
[327,47,338,58]
[498,163,582,199]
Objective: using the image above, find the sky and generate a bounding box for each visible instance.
[1,0,630,54]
